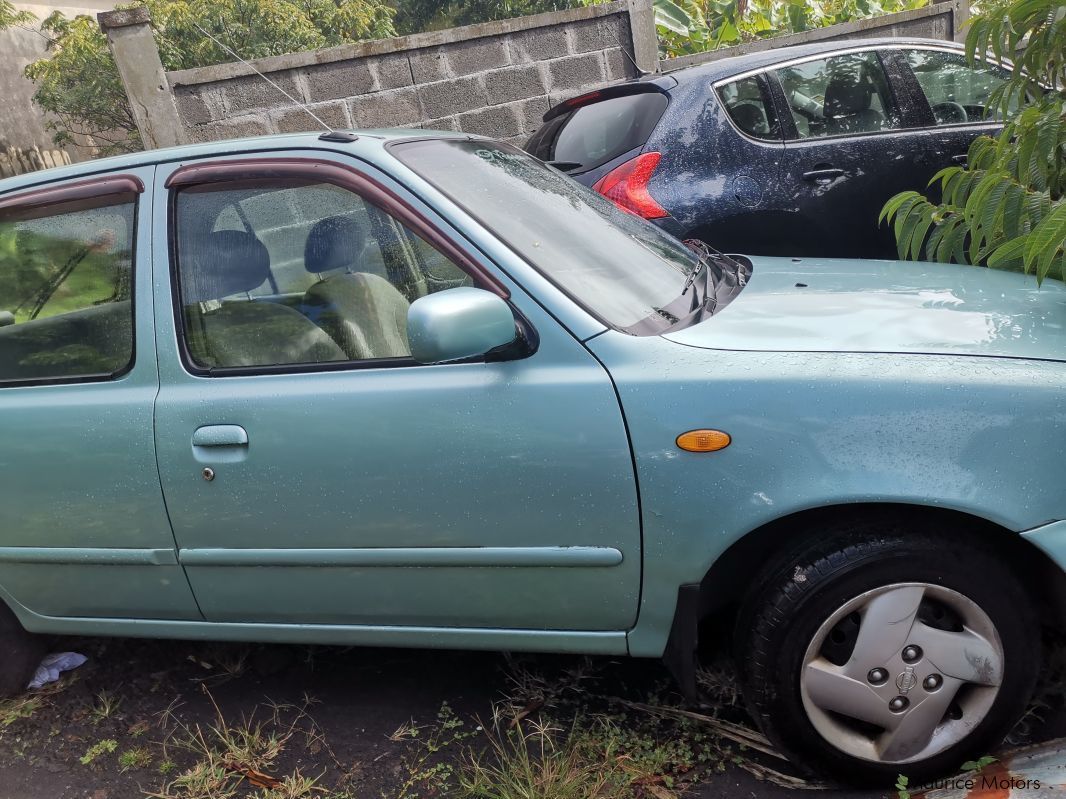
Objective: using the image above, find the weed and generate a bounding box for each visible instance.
[896,773,910,799]
[119,747,154,772]
[252,770,325,798]
[90,690,122,723]
[159,758,177,775]
[388,701,475,799]
[80,738,118,766]
[961,755,998,772]
[149,687,323,799]
[460,714,615,799]
[0,695,42,727]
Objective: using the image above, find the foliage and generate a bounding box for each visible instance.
[80,738,119,766]
[20,0,396,155]
[394,0,598,34]
[882,0,1066,284]
[0,0,34,29]
[653,0,930,58]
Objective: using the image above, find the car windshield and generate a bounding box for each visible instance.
[390,138,699,334]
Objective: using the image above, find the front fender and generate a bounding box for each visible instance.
[585,332,1066,657]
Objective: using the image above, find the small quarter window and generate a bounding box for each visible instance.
[0,196,136,383]
[718,75,779,140]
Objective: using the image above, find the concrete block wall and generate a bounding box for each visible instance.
[166,1,645,146]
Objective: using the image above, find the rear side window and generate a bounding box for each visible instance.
[718,75,780,139]
[525,92,668,173]
[0,196,136,383]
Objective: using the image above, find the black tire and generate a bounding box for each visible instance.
[0,602,44,697]
[736,521,1039,786]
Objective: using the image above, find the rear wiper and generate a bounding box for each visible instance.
[546,160,583,172]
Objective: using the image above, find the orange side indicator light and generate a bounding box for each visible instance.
[676,429,731,453]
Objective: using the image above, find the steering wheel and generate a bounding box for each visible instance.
[931,101,968,124]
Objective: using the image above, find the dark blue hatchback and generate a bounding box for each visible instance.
[525,37,1012,259]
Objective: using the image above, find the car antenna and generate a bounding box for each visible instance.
[620,46,652,78]
[191,21,334,134]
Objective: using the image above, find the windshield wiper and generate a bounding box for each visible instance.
[681,257,704,296]
[546,160,583,172]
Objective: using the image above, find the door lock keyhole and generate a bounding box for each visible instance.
[202,467,215,482]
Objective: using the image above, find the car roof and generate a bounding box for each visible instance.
[665,36,964,84]
[0,128,472,196]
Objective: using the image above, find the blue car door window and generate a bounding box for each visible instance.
[901,48,1015,125]
[775,51,902,139]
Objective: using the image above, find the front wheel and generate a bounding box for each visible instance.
[737,526,1039,785]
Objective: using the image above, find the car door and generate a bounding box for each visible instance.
[662,72,786,253]
[0,168,202,621]
[891,46,1011,172]
[767,48,944,258]
[151,152,641,634]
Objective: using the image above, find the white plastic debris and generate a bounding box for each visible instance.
[27,652,87,690]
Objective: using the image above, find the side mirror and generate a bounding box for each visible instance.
[407,287,517,365]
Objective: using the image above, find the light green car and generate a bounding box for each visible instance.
[0,130,1064,783]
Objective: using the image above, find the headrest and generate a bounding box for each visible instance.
[183,230,270,303]
[730,102,769,136]
[823,70,874,117]
[304,215,367,275]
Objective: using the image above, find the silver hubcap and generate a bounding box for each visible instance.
[800,582,1004,764]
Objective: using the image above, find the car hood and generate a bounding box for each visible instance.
[662,256,1066,362]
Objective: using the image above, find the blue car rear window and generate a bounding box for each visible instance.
[525,93,668,174]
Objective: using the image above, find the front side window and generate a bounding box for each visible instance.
[902,48,1014,125]
[718,75,779,140]
[775,51,902,139]
[173,179,472,371]
[0,196,135,383]
[392,139,701,334]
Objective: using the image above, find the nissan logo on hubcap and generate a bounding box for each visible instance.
[896,666,918,694]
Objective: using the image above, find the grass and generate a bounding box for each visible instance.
[80,738,118,766]
[119,746,154,772]
[90,690,122,723]
[0,695,43,728]
[149,687,331,799]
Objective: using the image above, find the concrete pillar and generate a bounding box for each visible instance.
[98,6,186,149]
[952,0,970,43]
[626,0,660,74]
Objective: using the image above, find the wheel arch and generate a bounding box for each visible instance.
[662,501,1066,697]
[697,502,1066,631]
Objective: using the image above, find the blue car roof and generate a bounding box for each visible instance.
[665,36,964,84]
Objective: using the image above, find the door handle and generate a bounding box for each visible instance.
[952,154,968,164]
[192,425,248,448]
[802,167,845,181]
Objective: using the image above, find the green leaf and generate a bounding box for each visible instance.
[1023,201,1066,282]
[653,0,693,36]
[910,206,936,261]
[880,190,922,225]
